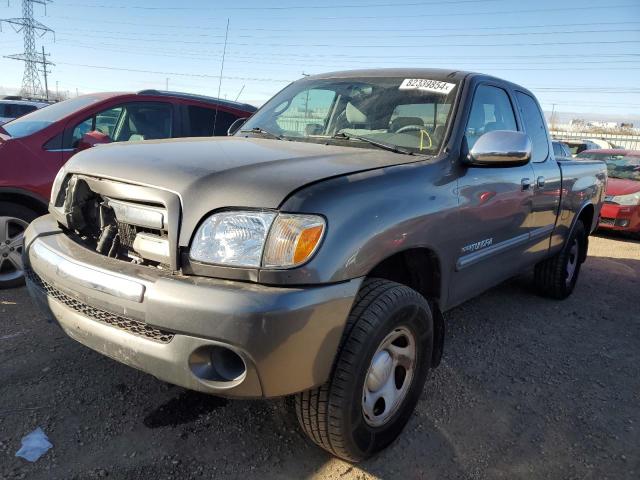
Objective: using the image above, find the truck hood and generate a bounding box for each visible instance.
[606,177,640,196]
[63,136,421,244]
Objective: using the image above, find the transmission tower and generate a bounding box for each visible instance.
[1,1,54,99]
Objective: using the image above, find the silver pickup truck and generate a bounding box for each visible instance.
[23,69,606,462]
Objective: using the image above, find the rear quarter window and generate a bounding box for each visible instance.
[515,92,549,163]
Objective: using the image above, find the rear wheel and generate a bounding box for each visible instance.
[534,220,586,299]
[295,278,434,462]
[0,202,38,289]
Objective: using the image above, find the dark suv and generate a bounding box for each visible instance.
[0,90,256,287]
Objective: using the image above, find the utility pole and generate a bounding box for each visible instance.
[1,0,55,99]
[55,80,58,98]
[41,45,49,100]
[165,77,169,91]
[550,103,557,130]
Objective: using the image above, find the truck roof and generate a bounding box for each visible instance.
[301,68,534,97]
[304,68,471,82]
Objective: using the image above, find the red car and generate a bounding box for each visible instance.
[577,149,640,236]
[0,90,255,287]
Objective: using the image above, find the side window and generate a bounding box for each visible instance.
[184,106,239,137]
[553,142,563,157]
[113,103,172,142]
[275,89,336,135]
[185,105,216,137]
[95,107,123,138]
[70,117,94,148]
[465,85,517,149]
[515,91,549,163]
[18,105,37,116]
[43,133,64,151]
[213,110,239,136]
[68,106,123,148]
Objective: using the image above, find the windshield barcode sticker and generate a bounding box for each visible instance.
[399,79,456,95]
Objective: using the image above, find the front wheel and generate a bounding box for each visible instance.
[295,278,434,462]
[0,202,38,289]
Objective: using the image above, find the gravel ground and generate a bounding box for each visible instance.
[1,233,638,479]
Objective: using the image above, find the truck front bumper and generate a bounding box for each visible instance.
[24,215,362,398]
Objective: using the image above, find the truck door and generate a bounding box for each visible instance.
[450,83,536,305]
[514,91,562,261]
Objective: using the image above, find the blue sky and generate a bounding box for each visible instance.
[1,0,639,119]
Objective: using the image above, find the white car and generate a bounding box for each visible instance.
[0,99,49,125]
[583,138,621,149]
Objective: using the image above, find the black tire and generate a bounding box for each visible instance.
[534,220,586,299]
[295,278,434,462]
[0,202,38,289]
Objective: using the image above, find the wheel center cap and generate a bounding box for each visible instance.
[366,350,393,392]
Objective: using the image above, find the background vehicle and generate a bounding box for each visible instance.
[577,149,640,235]
[583,138,621,150]
[0,90,256,288]
[24,69,606,462]
[0,99,49,124]
[552,140,572,159]
[561,138,601,156]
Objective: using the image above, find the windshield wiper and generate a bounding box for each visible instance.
[332,132,413,155]
[239,127,282,140]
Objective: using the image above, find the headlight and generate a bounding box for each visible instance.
[51,167,67,204]
[610,192,640,206]
[190,211,325,269]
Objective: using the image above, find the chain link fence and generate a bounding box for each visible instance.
[550,130,640,150]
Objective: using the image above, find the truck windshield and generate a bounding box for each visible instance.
[577,152,640,181]
[2,95,102,138]
[240,77,458,154]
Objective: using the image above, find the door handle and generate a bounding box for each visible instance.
[521,178,531,190]
[537,176,546,188]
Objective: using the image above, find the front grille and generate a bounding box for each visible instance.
[600,217,616,226]
[25,267,174,343]
[117,221,138,249]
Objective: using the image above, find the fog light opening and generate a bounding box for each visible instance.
[189,345,247,384]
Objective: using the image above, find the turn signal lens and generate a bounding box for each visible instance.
[263,214,325,268]
[294,225,324,264]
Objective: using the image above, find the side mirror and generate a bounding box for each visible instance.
[466,130,531,167]
[227,117,248,136]
[76,130,111,151]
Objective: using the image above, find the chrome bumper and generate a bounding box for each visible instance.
[24,215,362,398]
[29,240,145,303]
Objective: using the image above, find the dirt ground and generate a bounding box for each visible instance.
[1,232,639,480]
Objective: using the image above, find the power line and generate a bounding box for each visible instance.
[54,61,292,83]
[52,36,640,51]
[237,20,640,33]
[46,3,640,22]
[53,21,640,40]
[54,0,503,11]
[54,28,640,45]
[51,61,640,92]
[50,39,640,68]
